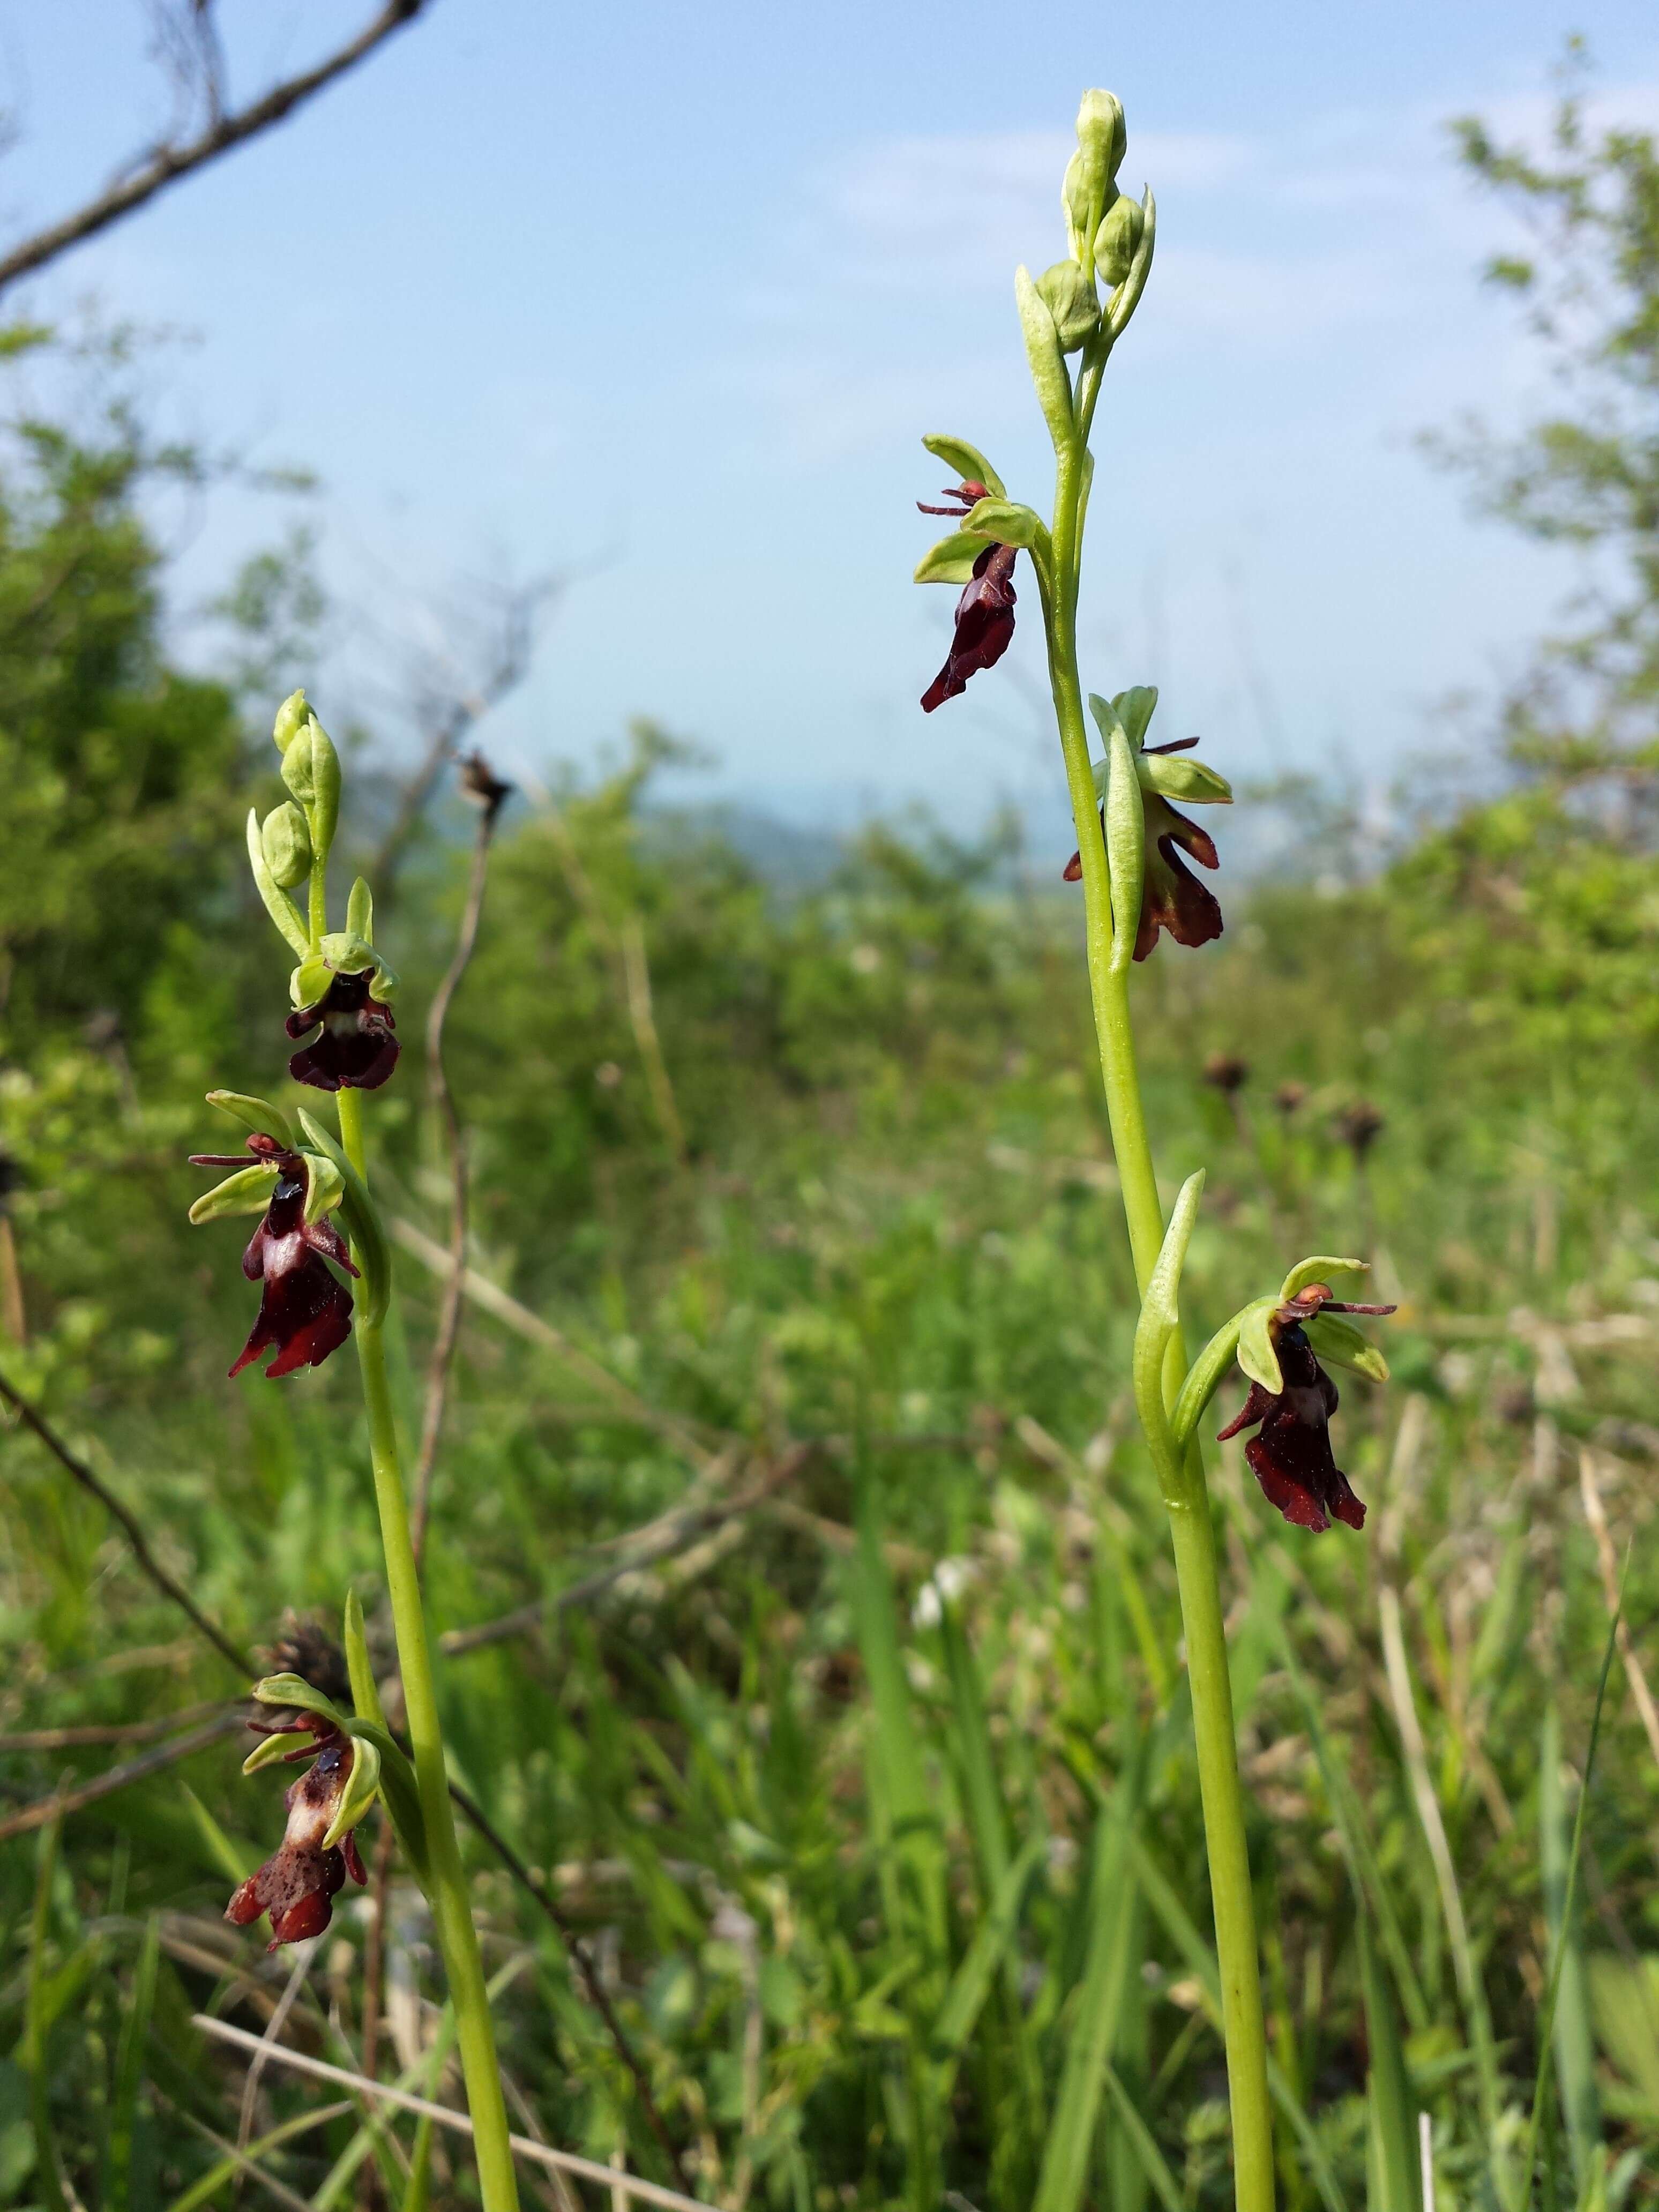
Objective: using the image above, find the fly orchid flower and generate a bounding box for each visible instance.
[286,932,400,1093]
[226,1710,368,1949]
[1065,688,1231,957]
[918,481,1020,712]
[1217,1282,1396,1532]
[190,1125,357,1380]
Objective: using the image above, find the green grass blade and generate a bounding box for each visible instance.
[1541,1700,1602,2187]
[24,1813,70,2212]
[1359,1910,1421,2212]
[1030,1767,1141,2212]
[1132,1836,1350,2212]
[929,1828,1044,2094]
[161,2099,352,2212]
[1518,1601,1623,2212]
[1101,2054,1184,2212]
[106,1914,160,2212]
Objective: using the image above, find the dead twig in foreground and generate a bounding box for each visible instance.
[194,2016,722,2212]
[0,1710,245,1842]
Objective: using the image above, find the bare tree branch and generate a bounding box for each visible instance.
[0,0,432,298]
[0,1710,245,1842]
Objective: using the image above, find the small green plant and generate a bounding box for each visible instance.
[187,693,522,2210]
[911,91,1399,2212]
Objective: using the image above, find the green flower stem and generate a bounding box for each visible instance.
[1045,416,1275,2212]
[336,1086,520,2212]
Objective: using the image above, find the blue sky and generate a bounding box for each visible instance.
[9,2,1659,835]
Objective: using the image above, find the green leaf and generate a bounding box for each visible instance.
[928,1830,1044,2093]
[188,1163,279,1225]
[1541,1701,1602,2185]
[107,1916,159,2212]
[1109,684,1159,749]
[1359,1911,1422,2212]
[244,808,311,959]
[252,1672,347,1729]
[914,534,988,586]
[343,1589,386,1729]
[921,433,1005,499]
[241,1730,313,1775]
[1015,264,1076,452]
[1030,1767,1142,2212]
[205,1090,295,1149]
[1303,1311,1390,1382]
[1236,1300,1284,1393]
[297,1113,391,1326]
[1280,1255,1369,1301]
[323,1732,382,1850]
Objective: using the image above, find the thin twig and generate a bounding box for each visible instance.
[441,1444,816,1658]
[0,1698,231,1751]
[411,773,507,1561]
[0,1,430,296]
[193,2016,723,2212]
[0,1710,244,1842]
[618,915,689,1173]
[1579,1449,1659,1769]
[447,1783,693,2193]
[238,1939,318,2150]
[0,1365,250,1673]
[387,1216,716,1467]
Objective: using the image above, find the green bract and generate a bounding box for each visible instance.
[343,1589,386,1730]
[1035,260,1100,353]
[245,808,311,958]
[921,434,1005,499]
[188,1162,279,1225]
[1105,186,1156,337]
[346,876,373,941]
[281,713,341,862]
[260,801,312,890]
[1014,265,1074,453]
[1096,695,1145,978]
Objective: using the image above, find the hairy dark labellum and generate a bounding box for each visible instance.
[287,967,399,1093]
[1217,1283,1395,1534]
[227,1716,367,1950]
[189,1134,358,1380]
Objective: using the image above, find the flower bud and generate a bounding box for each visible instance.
[273,689,310,754]
[1034,260,1100,354]
[1094,193,1146,288]
[281,723,316,804]
[260,802,312,889]
[1077,89,1127,186]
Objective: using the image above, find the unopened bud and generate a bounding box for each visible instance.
[1076,89,1127,186]
[281,723,316,804]
[273,689,310,754]
[260,802,312,889]
[1035,260,1100,354]
[1094,192,1146,287]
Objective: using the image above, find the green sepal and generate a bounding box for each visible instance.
[914,534,987,586]
[322,1731,382,1850]
[346,877,373,942]
[252,1673,348,1730]
[342,1589,386,1730]
[961,497,1050,555]
[340,1718,427,1875]
[241,1730,313,1775]
[260,802,312,890]
[1138,752,1234,805]
[1034,259,1100,353]
[1015,264,1075,453]
[1105,186,1156,340]
[921,434,1005,500]
[1303,1312,1390,1384]
[297,1112,391,1326]
[188,1163,279,1225]
[1094,696,1145,977]
[1236,1301,1284,1395]
[302,1152,344,1226]
[273,689,310,753]
[206,1091,296,1149]
[1171,1297,1277,1450]
[245,809,311,959]
[1280,1255,1369,1302]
